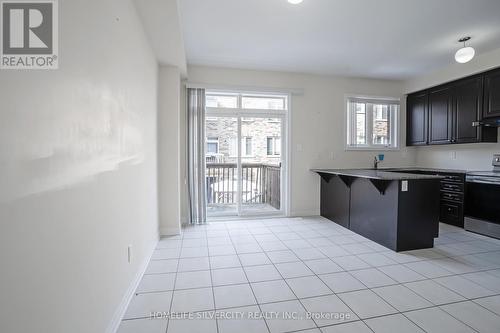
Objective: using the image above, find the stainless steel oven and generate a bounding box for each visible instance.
[465,154,500,239]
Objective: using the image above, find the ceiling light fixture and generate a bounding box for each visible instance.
[455,37,475,63]
[288,0,303,4]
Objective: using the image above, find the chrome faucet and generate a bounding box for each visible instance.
[373,156,380,170]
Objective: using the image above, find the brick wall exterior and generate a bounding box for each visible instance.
[355,117,389,144]
[206,117,282,164]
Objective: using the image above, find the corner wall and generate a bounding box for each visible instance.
[0,1,159,332]
[158,66,182,235]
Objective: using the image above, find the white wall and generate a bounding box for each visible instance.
[404,48,500,170]
[133,0,187,75]
[0,1,159,332]
[185,66,415,217]
[158,66,182,235]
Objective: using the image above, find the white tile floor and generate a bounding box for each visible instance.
[119,216,500,333]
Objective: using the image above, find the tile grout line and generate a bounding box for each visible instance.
[163,232,183,333]
[272,221,500,332]
[262,226,366,331]
[139,218,500,333]
[206,228,220,333]
[254,229,323,331]
[225,222,272,333]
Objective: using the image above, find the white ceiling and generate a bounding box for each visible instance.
[178,0,500,80]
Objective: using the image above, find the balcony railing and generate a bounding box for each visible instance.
[206,163,281,210]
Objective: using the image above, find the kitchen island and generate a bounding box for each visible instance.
[312,169,443,252]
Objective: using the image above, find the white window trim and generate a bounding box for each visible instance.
[344,94,401,151]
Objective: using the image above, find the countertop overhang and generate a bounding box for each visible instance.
[311,169,444,181]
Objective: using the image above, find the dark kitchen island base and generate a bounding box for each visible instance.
[314,169,442,252]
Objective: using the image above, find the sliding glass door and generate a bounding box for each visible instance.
[204,91,287,219]
[205,116,238,217]
[240,117,282,214]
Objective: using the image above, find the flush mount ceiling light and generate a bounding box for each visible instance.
[288,0,303,4]
[455,37,475,63]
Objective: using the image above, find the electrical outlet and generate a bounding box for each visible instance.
[296,144,303,152]
[401,180,408,192]
[330,151,335,160]
[451,151,457,160]
[127,245,132,263]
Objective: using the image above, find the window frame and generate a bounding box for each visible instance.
[205,93,239,109]
[205,91,289,114]
[241,94,288,111]
[242,136,253,157]
[206,137,220,154]
[345,95,400,151]
[266,136,281,156]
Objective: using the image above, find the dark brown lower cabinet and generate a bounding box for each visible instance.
[439,173,465,227]
[386,169,466,228]
[320,175,350,229]
[318,173,440,252]
[349,178,440,251]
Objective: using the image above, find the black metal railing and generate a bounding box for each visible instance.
[206,163,281,209]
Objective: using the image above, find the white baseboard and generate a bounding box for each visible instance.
[289,209,319,217]
[160,226,182,236]
[105,242,156,333]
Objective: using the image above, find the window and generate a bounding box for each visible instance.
[242,94,287,110]
[228,136,253,156]
[374,105,388,121]
[243,137,252,156]
[207,137,219,154]
[206,92,288,111]
[267,137,281,156]
[206,94,238,108]
[346,97,399,149]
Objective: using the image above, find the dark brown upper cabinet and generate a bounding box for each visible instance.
[428,86,453,144]
[406,92,428,146]
[483,68,500,118]
[406,67,499,147]
[454,77,483,143]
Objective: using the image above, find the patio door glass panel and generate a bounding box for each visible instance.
[240,117,282,214]
[204,91,288,219]
[205,117,238,217]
